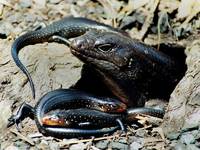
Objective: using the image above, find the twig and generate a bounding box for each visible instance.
[144,137,165,146]
[10,129,35,146]
[128,125,152,133]
[58,133,127,147]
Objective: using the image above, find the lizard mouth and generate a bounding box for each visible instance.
[70,48,120,71]
[71,48,128,105]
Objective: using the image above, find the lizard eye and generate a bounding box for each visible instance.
[97,44,113,52]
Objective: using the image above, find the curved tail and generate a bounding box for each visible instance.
[11,29,52,99]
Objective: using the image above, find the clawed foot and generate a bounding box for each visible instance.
[7,103,34,132]
[7,115,22,131]
[116,118,127,132]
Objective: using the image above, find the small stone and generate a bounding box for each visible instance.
[110,142,128,150]
[33,0,46,8]
[13,141,31,149]
[130,142,143,150]
[28,133,43,138]
[191,130,199,137]
[49,142,59,150]
[5,146,19,150]
[61,138,79,145]
[90,146,101,150]
[38,140,50,150]
[166,132,180,140]
[24,13,36,23]
[69,143,86,150]
[135,129,146,137]
[128,136,144,145]
[186,144,200,150]
[0,22,14,38]
[7,12,22,23]
[169,140,178,147]
[195,130,200,138]
[48,0,61,4]
[95,140,109,149]
[174,142,186,150]
[118,138,127,144]
[19,0,32,8]
[0,100,11,137]
[180,133,195,144]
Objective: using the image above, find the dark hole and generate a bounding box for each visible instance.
[0,33,7,39]
[155,43,187,76]
[145,43,187,100]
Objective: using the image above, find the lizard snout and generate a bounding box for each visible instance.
[71,38,90,50]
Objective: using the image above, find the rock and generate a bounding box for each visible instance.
[186,144,200,150]
[167,132,181,141]
[37,140,50,150]
[145,99,167,110]
[5,145,19,150]
[49,142,59,150]
[135,129,146,137]
[61,138,79,145]
[180,133,195,144]
[33,0,46,8]
[28,133,43,138]
[6,12,23,23]
[195,131,200,140]
[173,142,186,150]
[24,13,36,23]
[69,143,86,150]
[162,40,200,137]
[0,100,12,137]
[128,136,144,145]
[0,22,14,38]
[118,138,127,144]
[14,141,31,149]
[19,0,32,8]
[48,0,61,4]
[109,141,128,150]
[130,141,143,150]
[95,140,109,149]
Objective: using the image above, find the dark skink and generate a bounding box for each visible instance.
[12,17,123,98]
[42,108,126,129]
[126,107,164,121]
[7,88,164,138]
[7,89,126,138]
[42,107,164,128]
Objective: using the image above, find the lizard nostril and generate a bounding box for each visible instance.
[71,38,86,50]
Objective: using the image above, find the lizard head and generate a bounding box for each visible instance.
[70,30,143,105]
[70,30,134,73]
